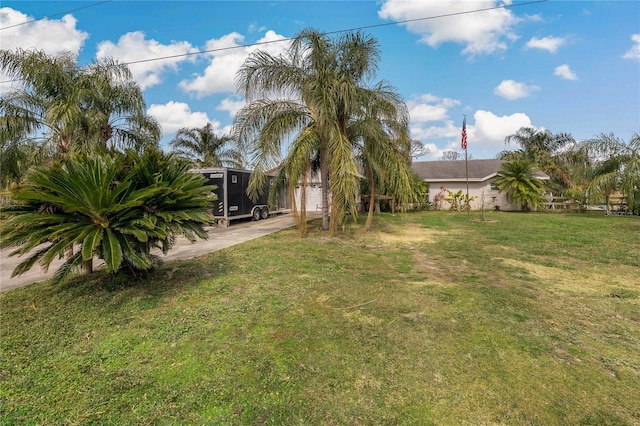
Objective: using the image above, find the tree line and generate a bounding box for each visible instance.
[494,127,639,213]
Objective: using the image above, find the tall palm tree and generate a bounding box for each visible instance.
[234,28,412,234]
[169,123,243,168]
[494,160,545,211]
[351,85,414,230]
[584,132,640,214]
[0,49,160,160]
[79,57,161,154]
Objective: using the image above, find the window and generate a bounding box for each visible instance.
[490,181,499,191]
[231,175,238,184]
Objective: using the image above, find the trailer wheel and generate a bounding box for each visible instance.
[252,208,261,221]
[260,207,269,220]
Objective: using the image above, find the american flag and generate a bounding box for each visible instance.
[461,116,467,150]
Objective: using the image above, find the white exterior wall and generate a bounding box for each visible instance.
[294,185,324,211]
[428,181,519,211]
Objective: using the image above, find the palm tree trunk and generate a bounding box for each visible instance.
[82,259,93,274]
[365,165,375,231]
[320,141,330,231]
[299,168,308,237]
[289,182,299,224]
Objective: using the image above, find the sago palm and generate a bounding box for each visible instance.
[0,151,214,283]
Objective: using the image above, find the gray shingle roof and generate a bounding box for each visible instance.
[411,159,549,182]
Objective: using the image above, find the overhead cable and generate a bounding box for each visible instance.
[125,0,547,66]
[0,0,112,31]
[0,0,547,84]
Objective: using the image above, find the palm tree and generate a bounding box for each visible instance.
[499,127,575,193]
[494,160,545,211]
[552,142,598,207]
[351,86,414,230]
[0,151,214,282]
[0,49,160,160]
[234,28,413,234]
[170,123,243,168]
[584,132,640,214]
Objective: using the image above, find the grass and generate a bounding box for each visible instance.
[1,211,639,425]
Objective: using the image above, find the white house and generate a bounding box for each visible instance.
[411,159,550,211]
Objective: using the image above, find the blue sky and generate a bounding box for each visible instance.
[1,0,639,160]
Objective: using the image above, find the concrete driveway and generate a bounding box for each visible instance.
[0,212,318,293]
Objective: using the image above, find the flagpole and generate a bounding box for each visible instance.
[465,150,469,216]
[462,114,469,215]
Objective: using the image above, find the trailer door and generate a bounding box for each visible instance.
[227,170,246,217]
[204,171,226,218]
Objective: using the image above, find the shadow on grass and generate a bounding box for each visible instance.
[45,250,235,304]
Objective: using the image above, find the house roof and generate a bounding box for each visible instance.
[411,159,549,182]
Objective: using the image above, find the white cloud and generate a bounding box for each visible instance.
[96,31,198,90]
[525,36,566,53]
[622,34,640,61]
[410,120,461,141]
[248,22,267,33]
[472,110,534,150]
[494,80,540,100]
[0,7,88,55]
[554,64,577,80]
[217,97,246,118]
[147,101,217,135]
[407,94,460,123]
[413,141,458,161]
[378,0,518,56]
[410,109,535,159]
[180,30,290,98]
[522,14,543,23]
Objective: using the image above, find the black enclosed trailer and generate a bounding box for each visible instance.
[192,167,274,226]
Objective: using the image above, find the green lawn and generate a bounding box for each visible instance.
[1,211,639,425]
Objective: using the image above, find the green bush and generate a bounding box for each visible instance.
[0,150,215,282]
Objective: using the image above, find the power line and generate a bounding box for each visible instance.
[124,0,547,66]
[0,0,112,31]
[0,0,547,84]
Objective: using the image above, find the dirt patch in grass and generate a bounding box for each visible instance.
[375,225,448,245]
[497,258,640,296]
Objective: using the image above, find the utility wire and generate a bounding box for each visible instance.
[0,0,546,84]
[125,0,547,66]
[0,0,112,31]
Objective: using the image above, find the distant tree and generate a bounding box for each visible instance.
[494,160,545,211]
[0,151,214,282]
[584,132,640,214]
[0,49,161,160]
[170,123,244,168]
[0,136,51,191]
[410,139,430,159]
[499,127,575,193]
[440,150,462,161]
[552,142,598,206]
